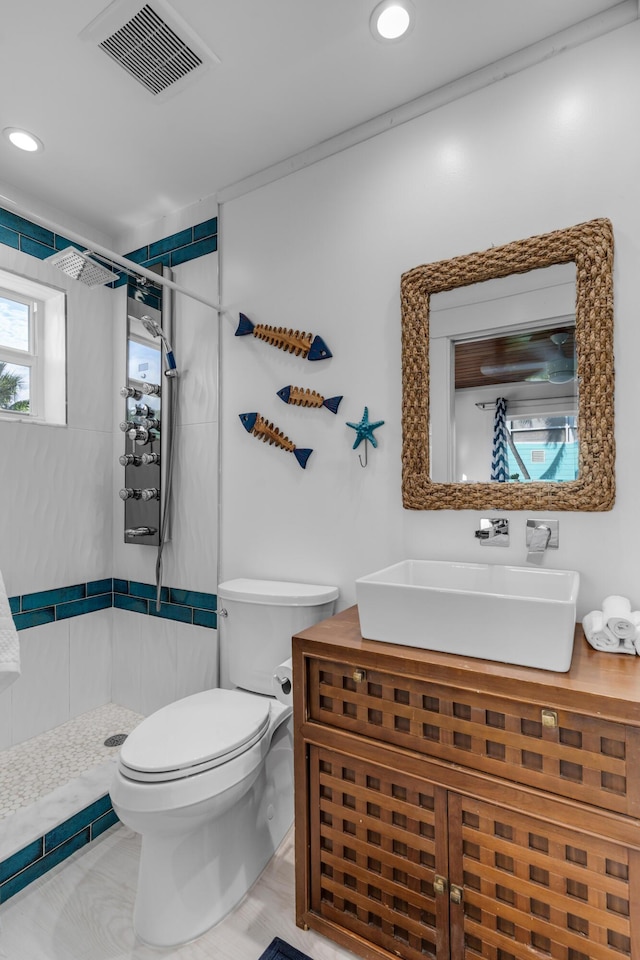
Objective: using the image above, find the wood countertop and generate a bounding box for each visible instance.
[293,605,640,726]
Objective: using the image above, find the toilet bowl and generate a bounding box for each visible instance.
[110,578,338,948]
[111,689,292,946]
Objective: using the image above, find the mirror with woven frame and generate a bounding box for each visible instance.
[401,218,614,511]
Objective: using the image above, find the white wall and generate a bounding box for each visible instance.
[219,21,640,618]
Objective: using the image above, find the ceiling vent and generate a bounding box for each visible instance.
[80,0,219,101]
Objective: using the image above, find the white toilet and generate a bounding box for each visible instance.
[110,578,338,948]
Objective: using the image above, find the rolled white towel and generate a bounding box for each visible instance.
[602,595,637,641]
[631,612,640,655]
[582,610,633,653]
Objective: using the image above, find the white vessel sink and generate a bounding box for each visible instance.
[355,559,580,672]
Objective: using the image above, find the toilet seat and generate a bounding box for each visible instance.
[118,688,271,783]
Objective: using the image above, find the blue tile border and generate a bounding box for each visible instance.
[9,579,217,630]
[130,217,218,270]
[0,795,119,904]
[22,584,86,611]
[0,206,218,281]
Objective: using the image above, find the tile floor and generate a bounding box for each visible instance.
[0,824,358,960]
[0,703,143,820]
[0,703,143,866]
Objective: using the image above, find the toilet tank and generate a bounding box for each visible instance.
[218,578,339,695]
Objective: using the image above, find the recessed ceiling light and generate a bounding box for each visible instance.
[3,127,44,153]
[370,1,415,41]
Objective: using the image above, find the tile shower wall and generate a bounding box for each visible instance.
[0,612,112,751]
[0,206,220,747]
[0,206,217,278]
[1,586,218,751]
[9,579,217,632]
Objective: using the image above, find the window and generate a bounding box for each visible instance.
[0,270,66,424]
[0,289,39,414]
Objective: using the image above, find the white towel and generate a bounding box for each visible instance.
[602,595,637,641]
[0,618,19,666]
[582,610,634,654]
[0,569,12,621]
[0,570,20,691]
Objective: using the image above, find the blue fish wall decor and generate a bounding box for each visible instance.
[235,313,332,361]
[277,385,342,414]
[239,411,313,469]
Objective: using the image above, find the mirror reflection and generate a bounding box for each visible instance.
[429,263,578,483]
[401,218,615,511]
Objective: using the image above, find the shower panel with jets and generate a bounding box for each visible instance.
[119,265,176,550]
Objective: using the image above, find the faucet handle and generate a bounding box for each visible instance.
[475,518,509,546]
[526,518,559,549]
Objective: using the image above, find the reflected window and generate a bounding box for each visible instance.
[506,414,578,482]
[128,337,162,385]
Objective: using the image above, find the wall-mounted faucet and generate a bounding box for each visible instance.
[474,518,509,547]
[526,518,559,564]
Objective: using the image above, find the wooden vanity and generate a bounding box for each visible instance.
[293,606,640,960]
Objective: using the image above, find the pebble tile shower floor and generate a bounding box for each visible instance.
[0,703,142,819]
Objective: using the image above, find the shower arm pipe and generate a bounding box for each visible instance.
[1,198,228,313]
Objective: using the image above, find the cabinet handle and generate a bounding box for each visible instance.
[541,709,558,729]
[353,669,366,683]
[450,884,464,905]
[433,875,448,896]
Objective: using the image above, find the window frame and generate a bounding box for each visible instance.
[0,268,66,426]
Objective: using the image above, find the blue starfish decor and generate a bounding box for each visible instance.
[346,406,385,450]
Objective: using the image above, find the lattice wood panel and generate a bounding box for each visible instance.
[309,745,450,960]
[448,794,636,960]
[308,659,637,815]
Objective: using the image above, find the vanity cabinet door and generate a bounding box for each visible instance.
[448,793,638,960]
[304,741,639,960]
[307,743,451,960]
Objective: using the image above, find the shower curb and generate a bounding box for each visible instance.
[0,794,119,903]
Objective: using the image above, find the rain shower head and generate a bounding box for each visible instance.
[45,246,120,287]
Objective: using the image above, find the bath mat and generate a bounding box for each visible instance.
[258,937,314,960]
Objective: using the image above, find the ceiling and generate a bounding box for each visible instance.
[0,0,632,243]
[455,325,576,389]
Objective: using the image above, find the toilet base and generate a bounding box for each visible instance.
[131,720,294,947]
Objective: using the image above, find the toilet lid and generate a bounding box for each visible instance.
[119,689,271,783]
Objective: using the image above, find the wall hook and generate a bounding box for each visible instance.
[346,406,384,468]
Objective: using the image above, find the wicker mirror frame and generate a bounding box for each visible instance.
[401,218,614,511]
